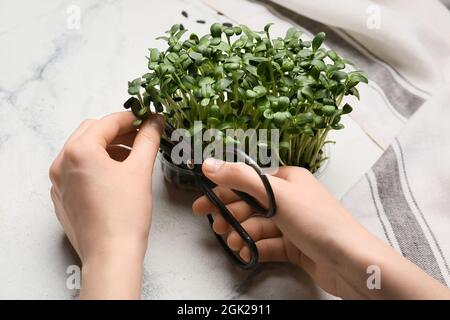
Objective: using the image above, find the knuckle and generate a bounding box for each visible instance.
[292,166,312,178]
[140,129,160,146]
[64,140,88,164]
[49,162,59,182]
[80,119,96,127]
[227,162,248,177]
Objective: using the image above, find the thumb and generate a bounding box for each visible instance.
[127,114,165,171]
[202,158,281,207]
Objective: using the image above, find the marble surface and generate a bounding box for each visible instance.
[0,0,382,299]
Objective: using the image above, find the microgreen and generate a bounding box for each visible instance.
[124,23,368,172]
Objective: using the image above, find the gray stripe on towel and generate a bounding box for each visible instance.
[373,146,445,284]
[395,138,450,278]
[256,0,425,118]
[366,173,394,247]
[440,0,450,9]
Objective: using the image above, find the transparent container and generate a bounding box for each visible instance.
[159,152,200,191]
[159,143,330,190]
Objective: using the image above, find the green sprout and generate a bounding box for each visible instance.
[124,23,368,172]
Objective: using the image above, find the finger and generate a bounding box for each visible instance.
[192,186,241,215]
[209,200,253,235]
[240,238,289,263]
[227,217,281,251]
[67,119,97,145]
[83,112,136,148]
[202,158,286,207]
[49,119,96,186]
[271,166,310,182]
[127,114,165,171]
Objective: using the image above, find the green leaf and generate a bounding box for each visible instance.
[294,112,313,125]
[285,27,299,40]
[156,36,169,41]
[150,48,160,62]
[327,50,338,61]
[145,85,160,100]
[128,78,142,95]
[279,141,291,151]
[332,123,345,130]
[314,50,327,61]
[210,23,223,38]
[255,41,267,52]
[207,117,221,126]
[188,51,203,61]
[181,75,196,90]
[215,78,232,91]
[277,96,290,109]
[349,87,360,100]
[322,105,336,116]
[257,61,272,82]
[225,63,240,71]
[256,96,270,110]
[253,86,267,98]
[302,126,313,136]
[311,59,327,71]
[348,72,369,85]
[246,90,257,99]
[218,122,233,130]
[198,77,215,86]
[342,103,353,114]
[209,104,221,118]
[298,49,313,58]
[313,115,325,127]
[170,24,180,35]
[282,59,295,71]
[312,32,326,51]
[210,37,222,46]
[331,71,348,81]
[263,108,274,119]
[224,27,235,37]
[166,52,179,63]
[301,86,314,101]
[201,98,210,107]
[264,23,275,33]
[175,29,188,41]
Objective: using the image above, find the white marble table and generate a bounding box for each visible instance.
[0,0,381,299]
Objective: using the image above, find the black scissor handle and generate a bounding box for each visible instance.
[198,148,277,269]
[202,184,258,269]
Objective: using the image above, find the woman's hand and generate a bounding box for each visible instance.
[49,112,164,299]
[193,159,450,299]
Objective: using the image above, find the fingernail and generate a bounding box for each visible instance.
[203,157,224,173]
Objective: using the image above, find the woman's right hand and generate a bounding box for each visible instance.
[192,159,450,299]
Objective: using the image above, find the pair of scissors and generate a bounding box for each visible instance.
[159,122,277,269]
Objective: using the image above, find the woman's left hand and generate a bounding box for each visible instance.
[49,112,164,299]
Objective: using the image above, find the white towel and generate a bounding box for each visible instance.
[203,0,450,286]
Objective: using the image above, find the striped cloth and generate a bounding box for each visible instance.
[203,0,450,287]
